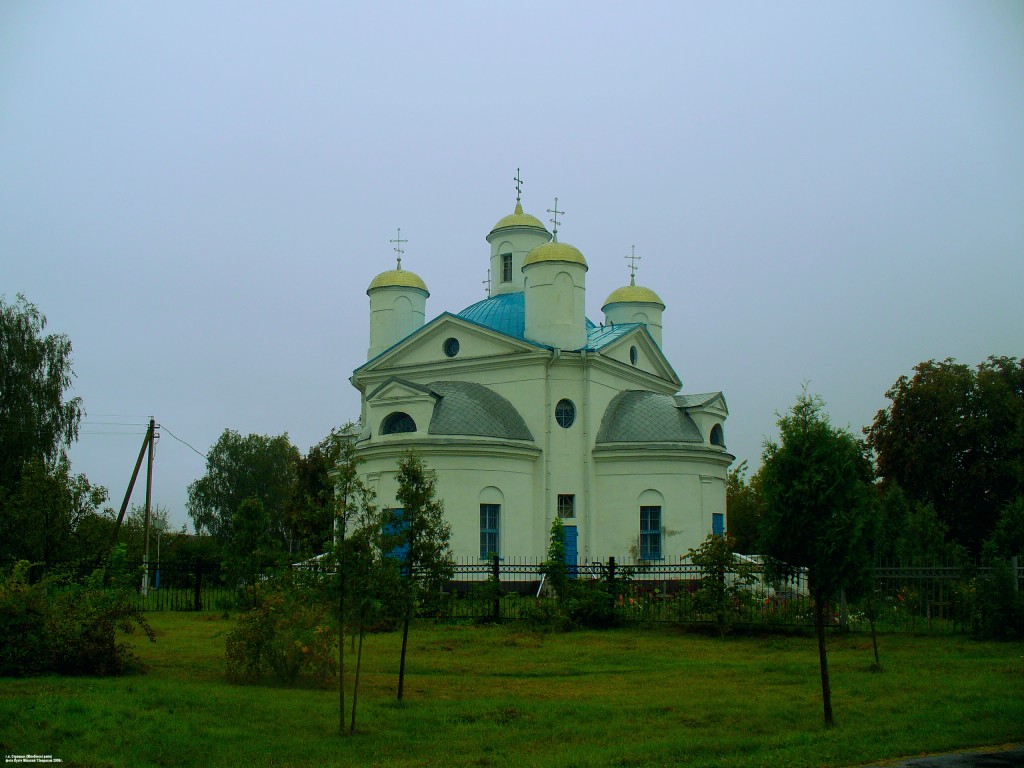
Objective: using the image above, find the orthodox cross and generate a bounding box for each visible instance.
[547,197,564,241]
[514,168,523,203]
[483,269,491,295]
[625,245,640,285]
[390,227,407,269]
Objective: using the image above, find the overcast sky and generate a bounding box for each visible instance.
[3,2,1022,534]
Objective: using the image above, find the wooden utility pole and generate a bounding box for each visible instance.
[141,417,156,595]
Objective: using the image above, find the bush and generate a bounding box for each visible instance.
[520,597,572,633]
[566,581,620,629]
[0,552,155,676]
[0,561,48,675]
[225,582,337,686]
[972,560,1024,640]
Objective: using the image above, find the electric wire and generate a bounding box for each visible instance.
[158,424,209,461]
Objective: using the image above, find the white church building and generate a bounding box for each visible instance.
[350,188,733,564]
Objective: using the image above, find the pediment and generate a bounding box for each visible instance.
[367,378,436,404]
[355,313,540,375]
[596,326,680,386]
[676,392,729,417]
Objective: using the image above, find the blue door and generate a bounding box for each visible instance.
[563,525,578,578]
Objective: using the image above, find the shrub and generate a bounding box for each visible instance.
[566,581,620,629]
[0,561,48,675]
[972,560,1024,640]
[0,552,155,676]
[225,582,337,686]
[520,597,572,633]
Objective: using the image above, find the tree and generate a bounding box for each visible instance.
[0,456,108,564]
[539,517,569,602]
[327,425,377,734]
[0,295,105,564]
[760,390,872,726]
[288,427,349,558]
[224,498,282,603]
[867,357,1024,554]
[117,503,172,562]
[687,533,756,632]
[987,497,1024,561]
[0,294,83,491]
[386,451,453,701]
[725,460,764,553]
[186,429,300,548]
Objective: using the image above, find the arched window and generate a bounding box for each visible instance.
[639,489,665,561]
[381,412,416,435]
[501,251,513,283]
[710,424,725,447]
[479,486,504,559]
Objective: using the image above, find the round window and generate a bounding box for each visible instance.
[629,346,638,366]
[555,399,576,429]
[443,337,460,358]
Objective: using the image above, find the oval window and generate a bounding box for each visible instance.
[555,399,576,429]
[443,337,460,358]
[629,346,638,366]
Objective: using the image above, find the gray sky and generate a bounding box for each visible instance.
[3,2,1022,534]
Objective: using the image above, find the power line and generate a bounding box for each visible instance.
[159,424,209,461]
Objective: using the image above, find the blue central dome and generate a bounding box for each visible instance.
[459,291,599,344]
[458,292,526,340]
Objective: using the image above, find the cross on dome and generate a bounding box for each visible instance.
[547,197,564,242]
[514,168,523,204]
[390,227,407,269]
[625,245,641,286]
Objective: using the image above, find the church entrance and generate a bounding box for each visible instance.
[563,525,578,578]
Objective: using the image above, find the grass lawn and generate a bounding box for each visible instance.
[1,613,1022,767]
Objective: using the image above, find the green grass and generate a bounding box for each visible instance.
[1,614,1022,767]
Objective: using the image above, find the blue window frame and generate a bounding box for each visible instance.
[640,506,662,560]
[712,512,725,537]
[480,504,500,559]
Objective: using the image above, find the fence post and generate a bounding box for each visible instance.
[607,557,616,610]
[193,564,202,611]
[492,554,501,621]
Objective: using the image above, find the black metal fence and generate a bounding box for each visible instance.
[441,556,813,626]
[5,556,1020,632]
[438,556,1022,631]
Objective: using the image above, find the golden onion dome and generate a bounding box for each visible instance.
[602,284,664,309]
[523,241,588,269]
[366,268,429,294]
[488,202,550,238]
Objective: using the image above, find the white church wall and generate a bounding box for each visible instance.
[357,443,540,562]
[590,460,702,560]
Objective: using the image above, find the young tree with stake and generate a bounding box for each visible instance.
[760,390,872,726]
[387,451,453,701]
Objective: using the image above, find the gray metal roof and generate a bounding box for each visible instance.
[674,392,725,409]
[597,390,704,443]
[427,381,533,441]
